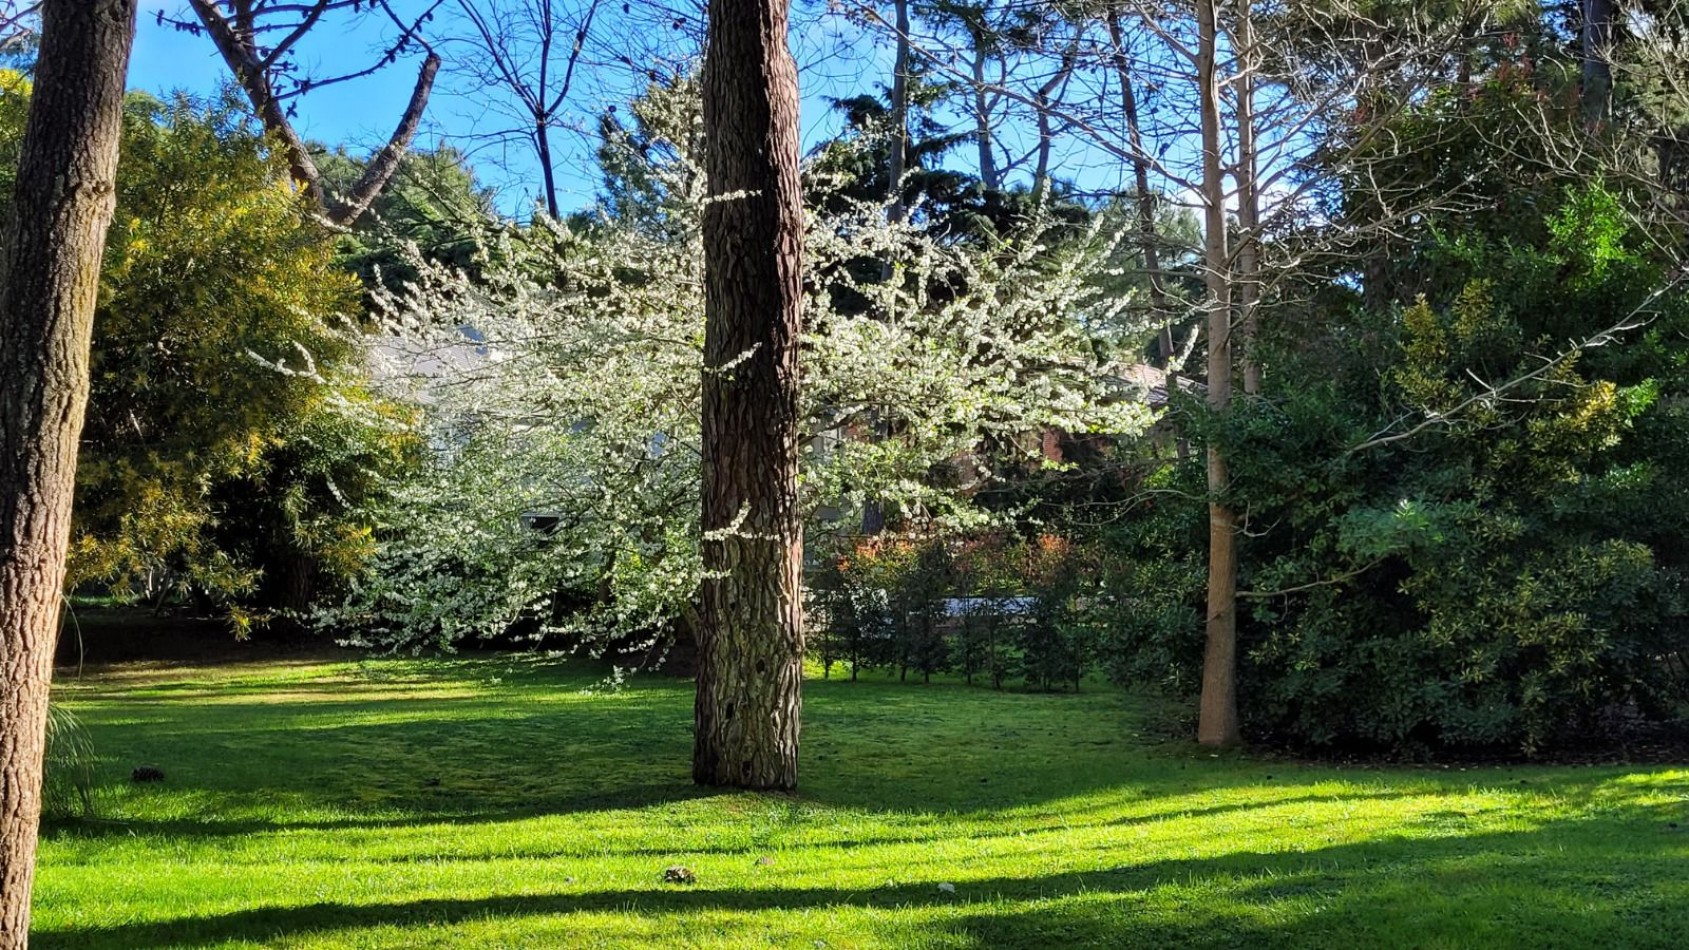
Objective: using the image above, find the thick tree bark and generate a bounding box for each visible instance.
[694,0,806,790]
[1195,0,1240,747]
[0,0,137,942]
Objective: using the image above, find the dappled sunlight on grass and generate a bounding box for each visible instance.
[34,657,1689,948]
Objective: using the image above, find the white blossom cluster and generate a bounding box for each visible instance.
[330,108,1155,655]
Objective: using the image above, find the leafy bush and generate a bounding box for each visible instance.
[0,78,417,625]
[1096,186,1689,753]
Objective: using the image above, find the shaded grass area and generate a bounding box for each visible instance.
[35,657,1689,948]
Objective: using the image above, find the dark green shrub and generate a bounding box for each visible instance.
[1097,186,1689,753]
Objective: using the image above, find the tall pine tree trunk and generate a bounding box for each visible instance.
[1105,15,1167,313]
[860,0,912,534]
[1031,41,1078,205]
[1195,0,1241,747]
[693,0,805,790]
[1104,12,1176,367]
[0,0,137,941]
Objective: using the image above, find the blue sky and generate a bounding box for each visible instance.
[125,2,874,216]
[128,4,595,213]
[122,2,1142,222]
[130,6,431,150]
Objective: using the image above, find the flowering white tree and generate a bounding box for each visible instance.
[333,84,1155,656]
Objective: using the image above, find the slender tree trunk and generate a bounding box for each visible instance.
[970,43,1000,191]
[1582,0,1614,127]
[1104,13,1172,360]
[694,0,806,790]
[537,122,560,220]
[1110,24,1168,313]
[1031,42,1077,205]
[887,0,911,226]
[1234,0,1262,396]
[0,0,137,941]
[535,0,598,221]
[1034,98,1055,201]
[1195,0,1240,747]
[1107,10,1189,459]
[863,0,913,534]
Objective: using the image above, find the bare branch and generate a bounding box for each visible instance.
[186,0,444,224]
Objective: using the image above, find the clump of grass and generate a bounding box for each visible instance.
[44,704,97,820]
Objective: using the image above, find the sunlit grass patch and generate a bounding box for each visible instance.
[33,657,1689,948]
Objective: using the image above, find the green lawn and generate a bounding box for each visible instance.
[34,656,1689,948]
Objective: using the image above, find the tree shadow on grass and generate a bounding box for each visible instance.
[42,780,713,842]
[40,660,1689,946]
[49,673,704,835]
[48,780,1449,857]
[48,662,1686,845]
[34,808,1689,949]
[53,669,1164,838]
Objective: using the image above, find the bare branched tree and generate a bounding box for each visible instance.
[165,0,443,226]
[441,0,601,219]
[0,1,40,55]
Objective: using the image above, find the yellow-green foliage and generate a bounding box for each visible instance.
[1391,296,1455,408]
[69,93,363,599]
[0,76,406,608]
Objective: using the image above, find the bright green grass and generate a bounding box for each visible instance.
[34,657,1689,949]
